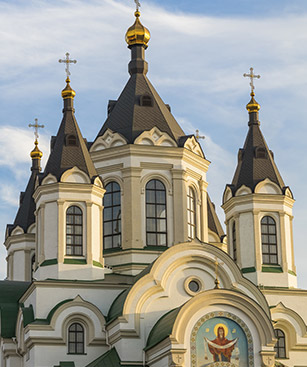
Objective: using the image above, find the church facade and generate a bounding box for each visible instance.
[1,6,307,367]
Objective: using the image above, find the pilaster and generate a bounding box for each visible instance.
[172,169,188,244]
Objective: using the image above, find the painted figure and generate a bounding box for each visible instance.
[205,326,238,362]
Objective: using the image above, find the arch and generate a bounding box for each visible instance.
[187,186,196,240]
[103,181,121,249]
[66,134,78,147]
[66,205,83,256]
[41,173,57,185]
[61,166,91,184]
[11,226,24,236]
[235,184,252,196]
[255,179,282,195]
[68,322,84,354]
[145,179,167,246]
[141,173,172,196]
[223,186,233,204]
[90,129,127,152]
[27,223,36,234]
[183,136,204,158]
[134,127,177,147]
[261,215,278,265]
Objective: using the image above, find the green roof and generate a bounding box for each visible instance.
[86,348,121,367]
[107,289,130,324]
[145,307,181,351]
[0,281,31,338]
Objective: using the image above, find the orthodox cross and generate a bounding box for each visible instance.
[195,129,205,141]
[135,0,141,11]
[214,257,224,289]
[29,118,44,140]
[58,52,77,78]
[243,67,260,94]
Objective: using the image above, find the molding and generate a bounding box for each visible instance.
[140,162,173,170]
[40,258,58,267]
[64,258,87,265]
[241,266,256,274]
[96,163,124,175]
[262,265,283,273]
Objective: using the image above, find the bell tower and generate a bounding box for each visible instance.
[222,69,297,288]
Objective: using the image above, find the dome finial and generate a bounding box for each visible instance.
[29,118,44,167]
[126,0,151,48]
[243,67,261,112]
[59,52,77,99]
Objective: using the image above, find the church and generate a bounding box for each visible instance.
[1,3,307,367]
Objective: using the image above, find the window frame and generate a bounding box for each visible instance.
[103,181,122,250]
[274,328,286,359]
[187,187,196,240]
[261,215,278,265]
[68,322,85,355]
[66,205,83,256]
[145,179,167,247]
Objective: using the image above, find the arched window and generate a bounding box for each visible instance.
[146,179,167,246]
[68,323,84,354]
[261,216,278,265]
[187,187,196,240]
[66,206,83,256]
[103,182,121,249]
[232,222,237,262]
[274,329,286,358]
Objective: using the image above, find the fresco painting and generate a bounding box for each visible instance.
[191,312,254,367]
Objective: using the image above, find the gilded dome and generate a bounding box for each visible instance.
[61,77,76,99]
[30,140,43,160]
[125,11,151,48]
[246,92,260,113]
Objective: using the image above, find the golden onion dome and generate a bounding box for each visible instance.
[30,139,43,160]
[61,77,76,99]
[125,11,151,48]
[246,92,260,113]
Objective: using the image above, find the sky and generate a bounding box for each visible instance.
[0,0,307,288]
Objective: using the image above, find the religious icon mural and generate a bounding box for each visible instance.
[191,312,254,367]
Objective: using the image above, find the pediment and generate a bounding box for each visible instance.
[255,178,282,194]
[90,129,127,152]
[60,166,91,184]
[134,127,177,147]
[183,136,204,157]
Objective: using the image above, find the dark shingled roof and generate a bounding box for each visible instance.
[207,195,225,240]
[96,72,185,144]
[43,92,97,181]
[8,170,37,236]
[230,112,285,194]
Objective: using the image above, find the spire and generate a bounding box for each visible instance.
[243,67,261,125]
[228,69,286,194]
[29,118,44,172]
[96,5,184,144]
[42,56,97,181]
[125,2,151,75]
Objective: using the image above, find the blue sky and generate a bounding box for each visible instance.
[0,0,307,288]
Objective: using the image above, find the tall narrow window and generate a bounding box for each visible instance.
[68,323,84,354]
[66,206,83,256]
[146,179,167,246]
[103,182,121,249]
[232,222,237,262]
[187,187,196,240]
[31,254,35,280]
[261,216,278,265]
[274,329,286,358]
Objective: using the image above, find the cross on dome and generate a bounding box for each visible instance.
[59,52,77,79]
[134,0,141,11]
[243,67,260,95]
[29,118,44,140]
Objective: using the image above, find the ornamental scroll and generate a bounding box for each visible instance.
[190,312,254,367]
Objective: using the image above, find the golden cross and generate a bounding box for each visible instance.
[29,118,44,140]
[243,67,260,94]
[195,130,205,141]
[134,0,141,11]
[59,52,77,78]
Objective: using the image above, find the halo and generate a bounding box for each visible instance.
[214,323,228,337]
